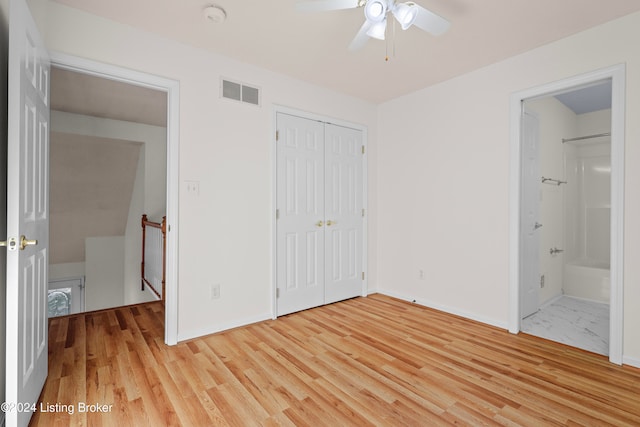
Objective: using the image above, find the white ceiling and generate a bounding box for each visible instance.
[50,0,640,103]
[555,80,612,115]
[51,67,168,126]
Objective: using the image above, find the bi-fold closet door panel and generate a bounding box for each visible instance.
[276,113,363,316]
[324,123,363,304]
[276,113,325,316]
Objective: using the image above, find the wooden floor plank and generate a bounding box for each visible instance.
[30,294,640,426]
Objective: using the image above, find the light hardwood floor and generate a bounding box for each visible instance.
[30,294,640,426]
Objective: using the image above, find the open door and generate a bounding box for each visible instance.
[5,0,50,425]
[520,109,540,319]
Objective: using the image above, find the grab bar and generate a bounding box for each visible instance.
[541,177,567,186]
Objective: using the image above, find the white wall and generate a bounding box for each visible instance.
[42,2,378,340]
[85,236,125,311]
[50,111,167,218]
[378,11,640,364]
[49,262,85,280]
[578,109,613,139]
[525,97,578,305]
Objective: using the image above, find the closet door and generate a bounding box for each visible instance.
[276,113,326,316]
[276,113,364,316]
[324,124,363,304]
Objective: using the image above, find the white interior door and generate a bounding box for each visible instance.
[324,124,363,304]
[276,113,364,316]
[276,113,326,316]
[520,109,540,319]
[6,0,50,425]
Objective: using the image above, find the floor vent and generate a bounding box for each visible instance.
[221,78,261,106]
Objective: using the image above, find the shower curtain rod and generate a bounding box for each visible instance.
[562,132,611,143]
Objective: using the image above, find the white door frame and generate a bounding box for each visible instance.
[271,105,368,318]
[508,64,625,365]
[50,52,180,345]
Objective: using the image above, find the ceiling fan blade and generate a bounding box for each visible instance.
[412,4,450,36]
[348,20,372,51]
[296,0,362,13]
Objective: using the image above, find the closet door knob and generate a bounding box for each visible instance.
[315,221,324,227]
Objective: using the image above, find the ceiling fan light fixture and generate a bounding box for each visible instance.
[392,3,418,30]
[366,19,387,40]
[364,0,388,23]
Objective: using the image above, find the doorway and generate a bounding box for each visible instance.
[520,81,612,355]
[509,65,625,364]
[50,52,180,345]
[48,65,167,316]
[274,109,368,316]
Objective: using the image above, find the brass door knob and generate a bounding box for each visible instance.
[315,221,324,227]
[326,220,337,226]
[19,235,38,250]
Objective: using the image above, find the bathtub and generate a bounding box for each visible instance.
[563,259,610,303]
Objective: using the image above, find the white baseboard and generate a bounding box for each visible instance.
[376,289,509,330]
[623,355,640,369]
[539,293,563,309]
[177,312,272,342]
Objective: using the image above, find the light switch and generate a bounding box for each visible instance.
[185,180,200,196]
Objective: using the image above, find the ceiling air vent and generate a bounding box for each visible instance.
[221,78,261,106]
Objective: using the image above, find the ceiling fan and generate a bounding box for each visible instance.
[296,0,451,51]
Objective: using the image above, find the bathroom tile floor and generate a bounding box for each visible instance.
[521,295,609,356]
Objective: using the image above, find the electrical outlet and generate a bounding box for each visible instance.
[211,284,220,299]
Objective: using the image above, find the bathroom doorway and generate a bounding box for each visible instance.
[509,65,625,365]
[521,81,611,355]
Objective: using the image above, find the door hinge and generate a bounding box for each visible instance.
[361,145,365,155]
[362,272,365,280]
[276,288,280,298]
[362,208,365,217]
[276,130,279,141]
[276,209,280,220]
